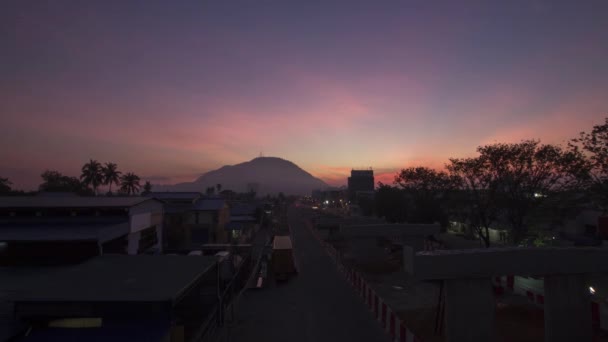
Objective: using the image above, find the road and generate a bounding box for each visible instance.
[231,207,391,342]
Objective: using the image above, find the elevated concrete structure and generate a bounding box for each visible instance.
[545,274,592,341]
[410,247,608,279]
[444,277,496,341]
[343,223,441,254]
[315,216,385,230]
[339,223,441,265]
[340,223,440,238]
[405,247,608,342]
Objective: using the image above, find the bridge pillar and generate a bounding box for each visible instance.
[444,277,495,342]
[544,274,591,342]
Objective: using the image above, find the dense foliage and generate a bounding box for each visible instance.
[375,119,604,246]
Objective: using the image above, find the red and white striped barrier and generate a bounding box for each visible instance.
[307,220,421,342]
[519,285,603,329]
[311,221,607,335]
[492,275,514,295]
[493,275,605,331]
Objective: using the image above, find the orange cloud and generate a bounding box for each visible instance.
[480,91,608,146]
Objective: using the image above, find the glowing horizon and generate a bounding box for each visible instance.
[1,1,607,191]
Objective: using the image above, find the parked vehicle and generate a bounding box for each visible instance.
[272,235,297,281]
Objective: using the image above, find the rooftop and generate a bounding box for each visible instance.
[0,222,129,243]
[163,203,195,214]
[340,223,441,237]
[0,255,217,303]
[0,196,157,209]
[350,170,374,175]
[411,247,608,279]
[145,192,202,201]
[230,203,258,216]
[194,198,226,211]
[19,318,170,342]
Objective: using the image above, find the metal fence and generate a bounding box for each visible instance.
[191,253,254,342]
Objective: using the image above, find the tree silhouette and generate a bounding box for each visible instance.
[81,159,103,195]
[120,172,141,195]
[206,186,215,196]
[0,177,12,193]
[39,170,92,195]
[375,183,407,223]
[102,162,121,194]
[448,157,500,247]
[395,166,455,225]
[477,140,587,244]
[143,181,152,194]
[216,183,222,194]
[570,117,608,210]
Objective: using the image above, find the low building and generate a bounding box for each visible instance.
[0,196,164,265]
[0,255,219,342]
[145,193,232,250]
[226,203,259,243]
[312,187,348,207]
[193,198,230,244]
[226,215,257,243]
[146,192,203,251]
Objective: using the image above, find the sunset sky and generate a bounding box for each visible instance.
[1,1,607,190]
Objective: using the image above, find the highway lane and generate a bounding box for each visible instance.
[231,207,390,342]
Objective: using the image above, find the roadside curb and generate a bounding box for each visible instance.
[306,221,421,342]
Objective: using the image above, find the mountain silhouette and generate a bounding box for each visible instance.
[155,157,328,195]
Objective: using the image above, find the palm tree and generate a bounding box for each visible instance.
[0,177,12,193]
[102,162,121,194]
[120,172,141,195]
[143,181,152,194]
[81,159,103,194]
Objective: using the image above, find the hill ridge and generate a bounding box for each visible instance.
[155,157,328,195]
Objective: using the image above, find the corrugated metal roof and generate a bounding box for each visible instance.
[20,319,170,342]
[229,203,258,216]
[0,217,127,225]
[163,203,195,214]
[193,199,226,211]
[0,255,217,302]
[0,196,155,209]
[146,192,202,201]
[0,222,130,243]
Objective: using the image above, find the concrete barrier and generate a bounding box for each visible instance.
[340,223,440,238]
[411,247,608,279]
[306,220,422,342]
[407,246,608,341]
[494,274,607,332]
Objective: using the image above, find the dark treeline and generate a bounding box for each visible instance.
[1,160,149,196]
[372,117,608,247]
[1,118,607,241]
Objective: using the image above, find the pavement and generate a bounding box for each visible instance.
[230,207,391,342]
